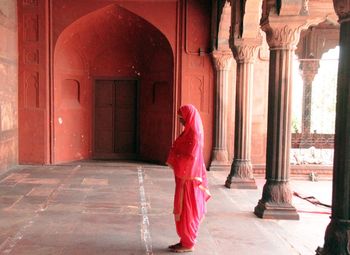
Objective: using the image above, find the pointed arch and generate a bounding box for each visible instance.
[53,4,174,163]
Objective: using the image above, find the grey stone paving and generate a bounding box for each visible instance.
[0,161,331,254]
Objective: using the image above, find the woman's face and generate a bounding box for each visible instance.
[178,115,185,126]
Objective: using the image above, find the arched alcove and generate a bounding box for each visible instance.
[54,4,174,164]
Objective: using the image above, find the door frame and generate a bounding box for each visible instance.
[92,77,140,160]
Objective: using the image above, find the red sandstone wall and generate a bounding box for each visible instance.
[18,0,215,166]
[18,0,50,164]
[0,1,18,173]
[181,0,214,165]
[52,0,213,165]
[54,39,91,162]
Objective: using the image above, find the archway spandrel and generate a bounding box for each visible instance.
[52,2,178,52]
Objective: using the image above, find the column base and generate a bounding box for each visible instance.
[225,176,257,189]
[224,159,256,188]
[209,160,231,171]
[254,200,299,220]
[209,150,230,171]
[315,219,350,255]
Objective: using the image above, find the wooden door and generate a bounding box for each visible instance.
[94,79,138,159]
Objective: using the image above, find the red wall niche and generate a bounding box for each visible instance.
[53,4,174,164]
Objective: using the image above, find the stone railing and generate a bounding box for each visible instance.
[291,133,334,149]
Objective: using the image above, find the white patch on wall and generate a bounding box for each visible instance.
[1,102,15,131]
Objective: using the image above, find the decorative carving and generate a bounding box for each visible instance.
[190,56,204,68]
[189,76,205,112]
[333,0,350,21]
[211,50,233,71]
[25,71,39,108]
[229,159,253,179]
[24,14,39,42]
[24,48,39,64]
[23,0,38,6]
[299,59,320,84]
[262,23,304,49]
[261,16,328,50]
[0,102,15,131]
[232,44,260,63]
[292,133,334,149]
[261,180,292,204]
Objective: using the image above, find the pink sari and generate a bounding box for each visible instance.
[167,104,211,249]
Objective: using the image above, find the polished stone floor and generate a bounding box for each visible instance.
[0,161,332,254]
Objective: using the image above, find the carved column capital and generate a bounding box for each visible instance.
[261,16,323,50]
[333,0,350,21]
[211,50,233,71]
[262,22,305,50]
[299,60,320,84]
[231,39,261,63]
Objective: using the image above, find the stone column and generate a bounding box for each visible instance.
[316,3,350,254]
[299,59,319,134]
[209,50,233,171]
[254,21,305,220]
[225,39,260,189]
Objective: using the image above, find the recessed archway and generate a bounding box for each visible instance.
[53,4,174,164]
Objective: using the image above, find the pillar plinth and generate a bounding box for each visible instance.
[254,180,299,219]
[225,39,260,189]
[210,50,233,171]
[225,159,257,189]
[254,20,310,220]
[317,3,350,254]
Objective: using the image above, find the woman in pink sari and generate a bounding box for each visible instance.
[166,104,211,253]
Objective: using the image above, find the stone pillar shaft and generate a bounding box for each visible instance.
[215,67,228,150]
[316,7,350,254]
[210,51,233,170]
[299,60,319,134]
[265,48,293,182]
[234,57,253,161]
[302,80,312,134]
[225,41,259,189]
[254,22,304,220]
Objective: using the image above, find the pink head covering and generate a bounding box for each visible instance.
[167,104,207,181]
[177,104,204,149]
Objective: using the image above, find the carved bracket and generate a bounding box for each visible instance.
[211,50,233,71]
